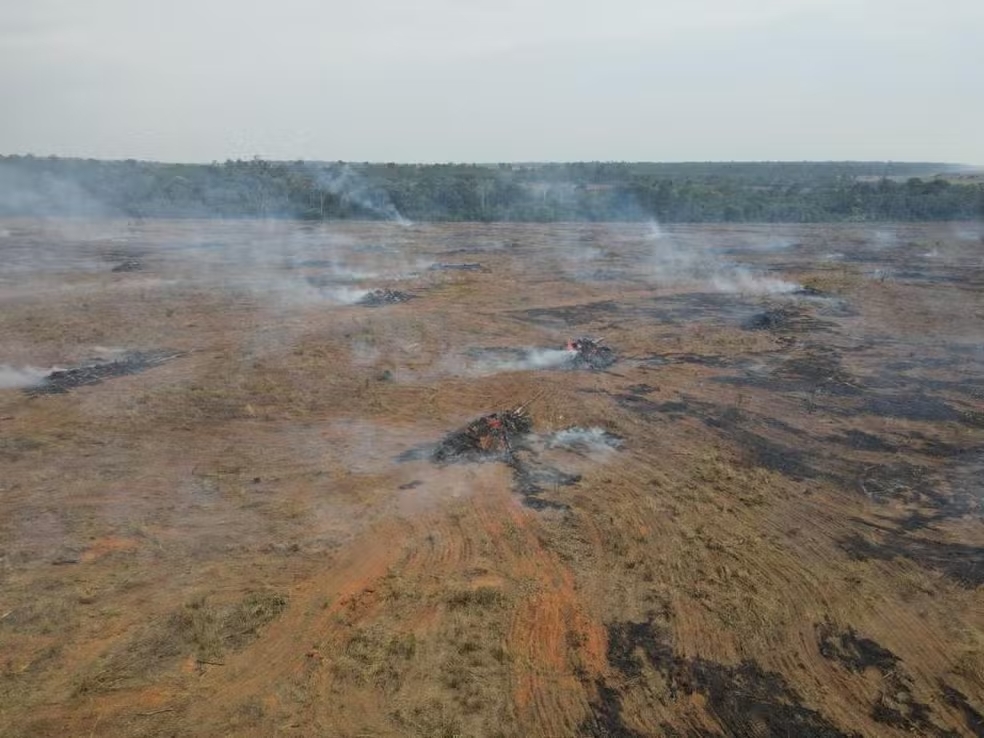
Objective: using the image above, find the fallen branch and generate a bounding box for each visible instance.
[196,659,225,666]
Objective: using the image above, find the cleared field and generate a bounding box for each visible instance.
[1,219,982,737]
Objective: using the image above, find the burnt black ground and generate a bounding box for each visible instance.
[357,289,415,306]
[816,621,962,736]
[583,615,862,738]
[24,350,184,396]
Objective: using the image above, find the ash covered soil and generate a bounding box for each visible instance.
[1,219,983,737]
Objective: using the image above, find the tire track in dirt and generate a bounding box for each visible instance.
[393,466,608,736]
[180,515,412,734]
[497,501,606,736]
[172,456,608,736]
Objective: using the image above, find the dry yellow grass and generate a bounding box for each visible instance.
[1,219,982,737]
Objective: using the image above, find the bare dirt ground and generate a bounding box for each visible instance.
[1,219,982,737]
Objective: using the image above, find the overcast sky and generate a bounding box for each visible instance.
[2,0,982,163]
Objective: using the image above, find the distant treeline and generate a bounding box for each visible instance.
[1,155,981,222]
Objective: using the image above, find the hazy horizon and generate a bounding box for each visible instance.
[0,151,984,172]
[3,1,983,164]
[1,154,977,167]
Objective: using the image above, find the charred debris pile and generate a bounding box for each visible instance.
[100,248,146,273]
[427,399,592,509]
[742,305,835,333]
[465,337,619,373]
[433,405,533,463]
[743,305,801,331]
[358,289,415,307]
[25,350,185,396]
[428,262,488,272]
[110,258,144,273]
[567,337,617,370]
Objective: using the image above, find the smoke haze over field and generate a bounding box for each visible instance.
[1,1,982,163]
[0,365,51,389]
[643,222,802,294]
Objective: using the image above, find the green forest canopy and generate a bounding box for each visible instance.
[1,155,981,222]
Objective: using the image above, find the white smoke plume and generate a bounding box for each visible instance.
[321,286,372,305]
[470,348,573,375]
[545,427,622,455]
[307,163,411,225]
[643,221,801,295]
[710,269,800,295]
[0,365,55,389]
[0,163,116,218]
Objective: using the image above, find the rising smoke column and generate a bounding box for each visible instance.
[643,221,801,294]
[305,163,411,225]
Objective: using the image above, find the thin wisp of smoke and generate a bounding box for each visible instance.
[545,427,623,455]
[0,365,56,389]
[642,221,802,295]
[469,348,574,376]
[306,163,412,225]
